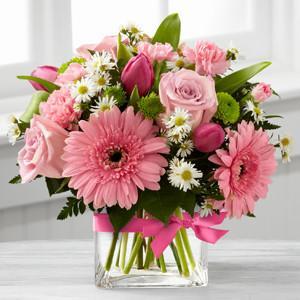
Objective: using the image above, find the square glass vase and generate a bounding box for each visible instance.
[95,231,208,288]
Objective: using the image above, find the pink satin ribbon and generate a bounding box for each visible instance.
[93,212,228,258]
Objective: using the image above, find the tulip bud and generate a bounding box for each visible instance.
[30,65,58,91]
[121,53,154,96]
[193,123,225,153]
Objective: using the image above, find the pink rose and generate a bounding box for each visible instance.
[137,41,176,63]
[30,65,58,91]
[40,88,80,129]
[76,35,128,60]
[251,82,272,102]
[159,69,218,127]
[55,63,85,86]
[121,53,154,96]
[193,123,225,153]
[18,115,68,183]
[183,41,229,76]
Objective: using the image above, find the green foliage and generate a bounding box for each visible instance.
[58,57,86,74]
[107,204,138,232]
[45,177,69,197]
[9,175,21,184]
[138,92,165,119]
[215,61,271,94]
[138,180,196,223]
[128,85,140,109]
[19,91,49,123]
[260,121,281,130]
[215,92,240,124]
[152,13,181,49]
[17,75,60,93]
[193,180,224,201]
[117,33,133,69]
[57,197,86,220]
[103,85,127,106]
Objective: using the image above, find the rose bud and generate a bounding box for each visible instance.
[193,123,225,153]
[251,82,272,102]
[30,65,58,91]
[121,53,154,96]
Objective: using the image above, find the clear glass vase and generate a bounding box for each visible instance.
[95,230,208,288]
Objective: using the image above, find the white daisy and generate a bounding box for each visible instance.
[7,122,21,146]
[167,130,187,144]
[84,51,116,74]
[166,56,189,72]
[177,139,194,158]
[279,134,293,151]
[244,100,265,123]
[71,77,97,103]
[91,72,111,92]
[165,108,192,135]
[121,23,144,42]
[168,159,202,192]
[91,96,117,114]
[200,200,213,218]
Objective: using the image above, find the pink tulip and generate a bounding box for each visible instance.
[121,53,154,96]
[193,123,225,153]
[30,65,58,91]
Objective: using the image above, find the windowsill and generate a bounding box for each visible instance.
[1,70,300,146]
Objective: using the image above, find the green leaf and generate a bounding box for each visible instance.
[152,13,181,49]
[261,121,281,130]
[265,115,283,119]
[117,33,133,68]
[215,61,272,94]
[20,91,49,123]
[128,85,140,109]
[45,177,69,197]
[57,197,86,220]
[9,175,21,184]
[179,192,196,217]
[107,204,138,232]
[17,75,60,93]
[139,182,186,223]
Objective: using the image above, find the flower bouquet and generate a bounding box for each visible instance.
[9,13,290,288]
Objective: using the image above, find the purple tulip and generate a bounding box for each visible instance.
[121,53,154,96]
[30,65,58,91]
[193,123,225,153]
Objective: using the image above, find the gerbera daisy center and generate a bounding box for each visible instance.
[109,150,123,163]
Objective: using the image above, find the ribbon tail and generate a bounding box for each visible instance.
[194,227,228,244]
[151,223,180,258]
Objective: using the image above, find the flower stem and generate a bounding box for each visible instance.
[120,232,128,271]
[104,232,119,272]
[158,254,167,273]
[170,241,182,275]
[175,207,196,270]
[144,237,153,269]
[136,209,144,269]
[115,238,121,268]
[123,233,144,274]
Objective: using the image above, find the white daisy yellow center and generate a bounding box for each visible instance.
[181,170,192,181]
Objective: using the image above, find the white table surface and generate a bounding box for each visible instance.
[0,240,299,300]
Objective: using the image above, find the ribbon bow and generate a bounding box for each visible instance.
[93,212,228,258]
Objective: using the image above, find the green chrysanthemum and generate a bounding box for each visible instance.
[215,92,240,124]
[58,57,86,74]
[138,92,165,119]
[103,85,127,106]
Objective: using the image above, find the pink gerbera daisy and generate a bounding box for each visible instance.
[62,106,169,209]
[209,121,277,218]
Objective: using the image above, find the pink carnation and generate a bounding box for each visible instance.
[62,106,169,209]
[40,88,80,129]
[137,41,177,63]
[183,40,230,76]
[18,116,68,183]
[209,121,277,218]
[251,82,272,102]
[55,63,85,86]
